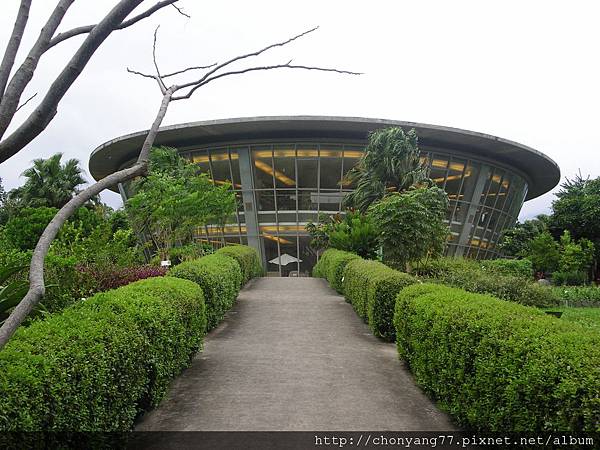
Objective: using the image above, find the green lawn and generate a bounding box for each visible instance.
[544,307,600,332]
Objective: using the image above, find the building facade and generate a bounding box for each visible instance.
[90,116,560,276]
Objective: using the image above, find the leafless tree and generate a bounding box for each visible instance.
[0,17,360,347]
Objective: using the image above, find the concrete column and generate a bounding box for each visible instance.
[237,147,265,267]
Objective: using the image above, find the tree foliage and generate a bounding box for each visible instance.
[497,215,549,257]
[550,174,600,261]
[126,147,236,260]
[344,127,428,212]
[8,153,87,209]
[306,210,379,259]
[368,186,449,271]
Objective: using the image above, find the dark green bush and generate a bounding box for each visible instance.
[415,257,557,307]
[552,270,588,286]
[394,283,600,432]
[170,253,242,330]
[480,258,532,279]
[216,245,263,284]
[312,248,360,294]
[344,259,417,340]
[0,249,96,315]
[0,276,205,431]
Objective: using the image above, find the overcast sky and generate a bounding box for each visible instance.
[1,0,598,220]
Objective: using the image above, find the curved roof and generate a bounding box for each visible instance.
[89,116,560,200]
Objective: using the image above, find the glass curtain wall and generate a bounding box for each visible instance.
[184,142,528,275]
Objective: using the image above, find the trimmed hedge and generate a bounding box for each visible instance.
[394,283,600,432]
[170,253,242,330]
[0,276,205,431]
[312,249,360,294]
[343,259,417,340]
[414,257,557,307]
[216,245,263,284]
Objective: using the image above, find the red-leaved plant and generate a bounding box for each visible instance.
[77,264,167,293]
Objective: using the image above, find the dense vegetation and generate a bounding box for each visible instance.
[0,277,206,431]
[315,248,600,433]
[0,245,261,431]
[394,283,600,432]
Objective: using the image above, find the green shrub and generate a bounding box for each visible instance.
[312,248,360,293]
[551,285,600,307]
[480,258,532,279]
[552,270,588,286]
[394,283,600,432]
[0,249,96,316]
[0,276,205,431]
[216,245,263,284]
[415,257,557,307]
[343,259,417,340]
[170,253,242,330]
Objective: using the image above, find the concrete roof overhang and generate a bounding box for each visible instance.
[89,116,560,200]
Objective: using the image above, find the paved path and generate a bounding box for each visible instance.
[136,278,456,431]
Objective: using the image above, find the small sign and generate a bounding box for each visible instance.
[160,260,172,267]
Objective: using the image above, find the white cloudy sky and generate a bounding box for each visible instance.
[1,0,598,220]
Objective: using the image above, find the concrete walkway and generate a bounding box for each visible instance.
[136,278,456,431]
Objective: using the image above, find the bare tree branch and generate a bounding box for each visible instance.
[173,63,362,101]
[15,92,37,113]
[171,3,190,18]
[176,26,321,91]
[152,26,167,93]
[0,0,75,140]
[127,68,158,80]
[47,0,180,49]
[0,0,32,102]
[162,64,217,78]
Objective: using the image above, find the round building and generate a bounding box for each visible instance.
[89,116,560,276]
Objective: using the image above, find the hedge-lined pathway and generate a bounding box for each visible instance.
[136,278,455,430]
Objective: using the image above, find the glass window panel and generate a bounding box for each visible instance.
[263,237,281,276]
[317,189,344,212]
[255,190,275,211]
[485,168,504,207]
[252,146,275,189]
[297,144,318,189]
[191,150,212,177]
[278,236,299,277]
[458,161,480,199]
[429,155,449,186]
[297,190,319,211]
[276,189,297,211]
[210,150,233,187]
[273,145,296,188]
[341,145,363,189]
[299,236,317,277]
[229,148,242,187]
[319,146,343,189]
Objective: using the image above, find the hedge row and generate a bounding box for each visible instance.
[216,245,263,285]
[0,277,206,431]
[170,253,243,330]
[312,249,360,293]
[343,259,417,340]
[414,257,556,307]
[394,283,600,432]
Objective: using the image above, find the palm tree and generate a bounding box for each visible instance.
[344,127,429,212]
[11,153,87,209]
